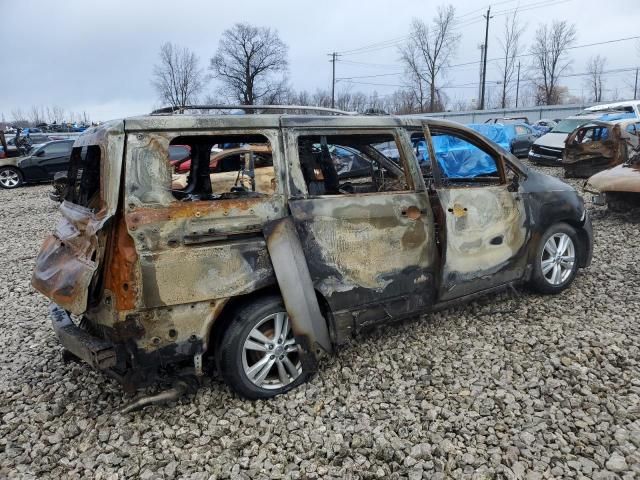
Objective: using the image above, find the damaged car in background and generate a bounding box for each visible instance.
[562,119,640,178]
[528,110,636,166]
[584,136,640,212]
[31,105,593,409]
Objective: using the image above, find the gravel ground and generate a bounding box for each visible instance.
[1,163,640,479]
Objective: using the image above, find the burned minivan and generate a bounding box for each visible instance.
[32,106,593,400]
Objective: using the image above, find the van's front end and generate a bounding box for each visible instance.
[30,121,147,388]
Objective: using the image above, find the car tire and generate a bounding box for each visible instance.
[217,295,312,399]
[0,167,23,189]
[529,222,580,294]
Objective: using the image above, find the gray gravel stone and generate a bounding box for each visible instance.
[606,452,629,473]
[1,164,640,479]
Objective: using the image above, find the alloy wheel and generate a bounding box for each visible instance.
[241,312,301,389]
[541,233,576,286]
[0,169,20,188]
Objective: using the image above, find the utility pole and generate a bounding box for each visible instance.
[328,52,338,108]
[515,61,521,108]
[479,7,492,110]
[635,68,639,101]
[477,44,485,108]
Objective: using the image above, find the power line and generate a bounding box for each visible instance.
[342,66,640,91]
[335,0,572,57]
[335,34,640,81]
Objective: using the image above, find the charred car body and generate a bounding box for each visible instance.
[584,138,640,211]
[562,119,640,179]
[529,111,636,166]
[32,106,593,399]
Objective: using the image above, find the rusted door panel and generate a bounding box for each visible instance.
[124,131,286,309]
[137,237,275,308]
[436,186,528,301]
[288,192,438,324]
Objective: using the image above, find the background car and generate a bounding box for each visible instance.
[529,110,637,166]
[168,144,192,171]
[0,139,74,189]
[467,123,539,157]
[533,119,557,134]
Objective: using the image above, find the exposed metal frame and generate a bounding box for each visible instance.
[150,104,356,116]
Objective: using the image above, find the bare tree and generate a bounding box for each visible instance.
[46,106,66,124]
[11,108,29,127]
[585,55,606,103]
[399,6,460,112]
[152,42,205,110]
[210,23,288,105]
[27,105,46,125]
[496,12,525,108]
[530,21,577,105]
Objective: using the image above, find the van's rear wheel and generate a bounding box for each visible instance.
[217,296,310,399]
[529,223,579,294]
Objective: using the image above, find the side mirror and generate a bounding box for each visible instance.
[35,150,45,157]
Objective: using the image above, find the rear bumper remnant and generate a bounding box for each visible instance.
[50,303,117,369]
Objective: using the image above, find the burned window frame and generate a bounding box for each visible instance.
[169,135,276,201]
[420,124,508,188]
[284,127,419,199]
[123,128,286,208]
[64,144,103,209]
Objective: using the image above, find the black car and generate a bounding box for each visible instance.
[0,140,74,189]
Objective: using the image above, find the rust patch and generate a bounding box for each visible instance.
[104,217,139,311]
[126,197,271,227]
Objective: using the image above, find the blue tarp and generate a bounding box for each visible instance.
[467,124,513,151]
[433,135,499,178]
[415,135,498,179]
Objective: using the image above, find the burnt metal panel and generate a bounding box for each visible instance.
[264,217,332,352]
[124,130,286,311]
[435,186,528,300]
[31,201,111,315]
[563,122,640,178]
[288,192,437,334]
[50,304,117,369]
[586,163,640,194]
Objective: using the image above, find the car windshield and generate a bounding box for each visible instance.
[551,119,589,134]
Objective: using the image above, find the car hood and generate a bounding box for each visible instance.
[585,163,640,194]
[522,166,576,193]
[533,132,568,149]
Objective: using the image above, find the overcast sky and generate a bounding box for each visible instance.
[1,0,638,122]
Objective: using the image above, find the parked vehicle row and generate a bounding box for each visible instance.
[0,139,74,189]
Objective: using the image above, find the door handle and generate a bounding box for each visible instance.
[447,205,468,217]
[401,206,423,219]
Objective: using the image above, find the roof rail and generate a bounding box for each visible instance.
[150,104,356,116]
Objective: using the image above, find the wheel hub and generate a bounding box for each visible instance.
[241,311,302,390]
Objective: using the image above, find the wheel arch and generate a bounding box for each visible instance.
[529,218,590,270]
[207,284,336,359]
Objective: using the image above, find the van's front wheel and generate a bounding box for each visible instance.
[217,296,311,399]
[529,223,579,294]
